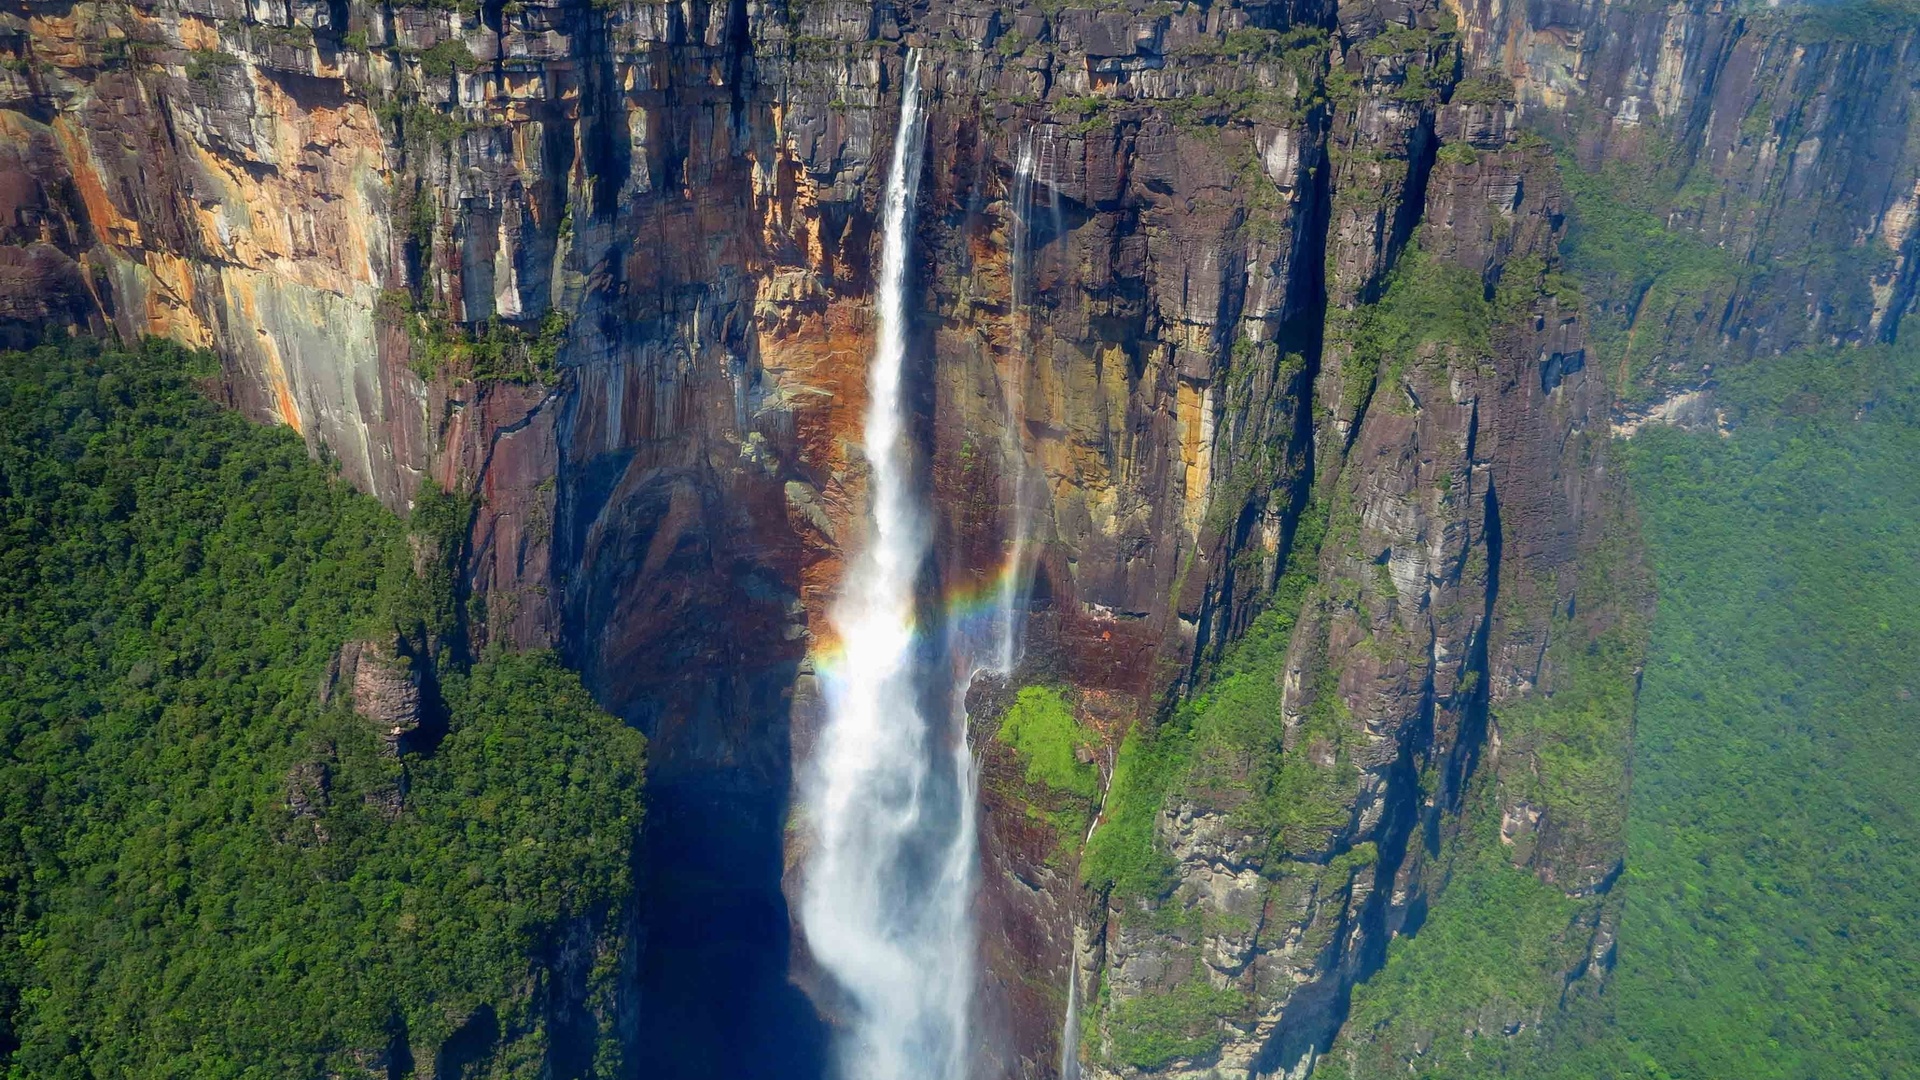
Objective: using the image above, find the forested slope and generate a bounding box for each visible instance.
[1321,342,1920,1077]
[0,338,647,1078]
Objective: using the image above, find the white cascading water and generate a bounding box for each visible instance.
[1059,966,1081,1080]
[1007,132,1085,1080]
[994,134,1039,672]
[800,52,980,1080]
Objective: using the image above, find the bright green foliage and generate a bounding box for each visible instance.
[997,687,1098,799]
[1078,726,1183,901]
[417,39,478,78]
[1106,974,1251,1070]
[1187,500,1353,863]
[0,338,645,1077]
[1335,245,1493,416]
[993,686,1102,860]
[1081,504,1329,900]
[1173,563,1357,865]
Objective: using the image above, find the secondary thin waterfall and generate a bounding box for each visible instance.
[799,52,978,1080]
[1059,967,1081,1080]
[995,134,1039,672]
[1008,134,1083,1080]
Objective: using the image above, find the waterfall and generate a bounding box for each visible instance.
[799,51,979,1080]
[995,134,1039,673]
[1059,963,1082,1080]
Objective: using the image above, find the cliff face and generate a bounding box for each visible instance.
[6,0,1915,1074]
[1458,0,1920,400]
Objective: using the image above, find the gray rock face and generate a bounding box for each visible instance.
[321,638,424,754]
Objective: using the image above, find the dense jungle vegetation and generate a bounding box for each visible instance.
[0,337,646,1078]
[1324,341,1920,1078]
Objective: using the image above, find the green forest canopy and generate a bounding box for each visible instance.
[0,337,646,1079]
[1320,341,1920,1078]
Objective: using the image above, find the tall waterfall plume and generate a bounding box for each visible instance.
[799,51,979,1080]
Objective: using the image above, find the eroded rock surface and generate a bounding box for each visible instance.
[8,0,1915,1074]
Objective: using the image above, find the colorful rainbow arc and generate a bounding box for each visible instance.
[807,553,1028,677]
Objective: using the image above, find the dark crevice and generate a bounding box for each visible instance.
[1445,476,1502,811]
[435,1005,500,1080]
[1372,114,1440,301]
[1188,96,1335,683]
[1262,483,1503,1078]
[575,4,630,220]
[1249,636,1432,1079]
[383,1016,414,1080]
[725,0,753,144]
[1242,98,1369,1080]
[1339,111,1442,461]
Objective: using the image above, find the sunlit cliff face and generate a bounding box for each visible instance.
[9,0,1920,1075]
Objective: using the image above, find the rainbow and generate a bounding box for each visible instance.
[807,553,1029,679]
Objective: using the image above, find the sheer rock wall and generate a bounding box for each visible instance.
[5,0,1915,1074]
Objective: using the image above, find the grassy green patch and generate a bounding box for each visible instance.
[1182,501,1328,835]
[997,686,1099,799]
[1107,973,1251,1070]
[1081,503,1331,901]
[1079,725,1184,900]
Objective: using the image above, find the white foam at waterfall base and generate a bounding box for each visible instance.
[799,51,979,1080]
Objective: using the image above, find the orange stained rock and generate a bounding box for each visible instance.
[230,279,304,434]
[756,299,879,652]
[178,14,220,51]
[51,117,136,247]
[140,252,214,348]
[25,15,88,69]
[249,71,389,291]
[1177,377,1211,537]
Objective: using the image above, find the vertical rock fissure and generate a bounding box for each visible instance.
[1443,475,1502,813]
[798,51,978,1080]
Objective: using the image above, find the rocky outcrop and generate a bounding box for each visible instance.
[7,0,1914,1075]
[323,638,427,753]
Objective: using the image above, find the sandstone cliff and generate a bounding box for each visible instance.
[6,0,1915,1074]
